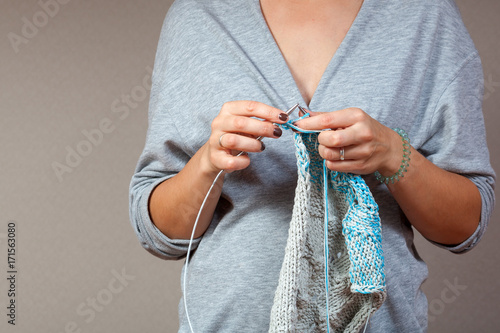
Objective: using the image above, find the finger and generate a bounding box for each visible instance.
[218,133,266,153]
[294,108,366,131]
[221,115,283,139]
[212,150,251,172]
[316,124,368,148]
[222,100,289,123]
[323,159,371,175]
[318,144,373,162]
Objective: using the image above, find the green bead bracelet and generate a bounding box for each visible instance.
[374,128,411,184]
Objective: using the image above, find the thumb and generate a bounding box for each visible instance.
[294,109,330,130]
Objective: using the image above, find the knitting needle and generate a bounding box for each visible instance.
[298,105,309,116]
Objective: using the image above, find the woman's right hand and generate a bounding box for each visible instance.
[150,101,289,239]
[204,100,290,172]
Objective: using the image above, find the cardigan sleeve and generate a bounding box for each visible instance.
[419,54,496,253]
[128,1,204,260]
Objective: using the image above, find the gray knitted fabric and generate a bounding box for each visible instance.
[269,131,386,333]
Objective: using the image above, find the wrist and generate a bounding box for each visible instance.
[377,129,404,176]
[374,128,411,184]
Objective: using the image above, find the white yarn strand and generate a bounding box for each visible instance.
[183,169,225,333]
[362,315,371,333]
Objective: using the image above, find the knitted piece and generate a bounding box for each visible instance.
[269,131,386,333]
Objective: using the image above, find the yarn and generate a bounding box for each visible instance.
[183,169,225,333]
[268,123,386,332]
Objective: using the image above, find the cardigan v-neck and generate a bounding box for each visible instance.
[251,0,370,109]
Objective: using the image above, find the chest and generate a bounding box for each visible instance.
[260,0,364,106]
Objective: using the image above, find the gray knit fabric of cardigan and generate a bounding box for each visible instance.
[269,131,386,332]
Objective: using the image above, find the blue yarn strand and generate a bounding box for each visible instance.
[323,159,330,333]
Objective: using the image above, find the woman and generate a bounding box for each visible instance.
[129,0,495,331]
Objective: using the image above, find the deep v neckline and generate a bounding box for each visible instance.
[253,0,368,109]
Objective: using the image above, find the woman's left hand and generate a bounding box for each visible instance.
[294,107,402,175]
[296,107,483,246]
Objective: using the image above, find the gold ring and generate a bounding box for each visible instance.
[339,147,345,161]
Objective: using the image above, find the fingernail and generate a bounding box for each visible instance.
[273,127,282,138]
[260,141,266,151]
[279,113,288,121]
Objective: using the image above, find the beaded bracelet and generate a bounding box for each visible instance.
[374,128,411,184]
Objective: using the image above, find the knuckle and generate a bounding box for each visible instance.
[225,134,238,148]
[319,114,334,127]
[225,158,237,170]
[353,160,366,171]
[226,155,250,171]
[332,135,342,147]
[326,132,341,147]
[211,117,221,131]
[359,145,372,158]
[318,132,335,146]
[325,148,335,160]
[352,108,367,122]
[318,145,325,158]
[265,107,274,120]
[319,146,333,160]
[359,130,374,142]
[221,101,234,112]
[246,100,258,113]
[233,116,247,131]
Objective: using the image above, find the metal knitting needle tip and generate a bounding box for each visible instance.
[297,105,309,115]
[285,103,300,116]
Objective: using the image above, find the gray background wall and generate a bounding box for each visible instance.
[0,1,498,332]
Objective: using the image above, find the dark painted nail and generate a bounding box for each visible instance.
[260,141,266,151]
[279,113,288,121]
[273,127,282,138]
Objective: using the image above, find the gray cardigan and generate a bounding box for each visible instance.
[129,0,496,331]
